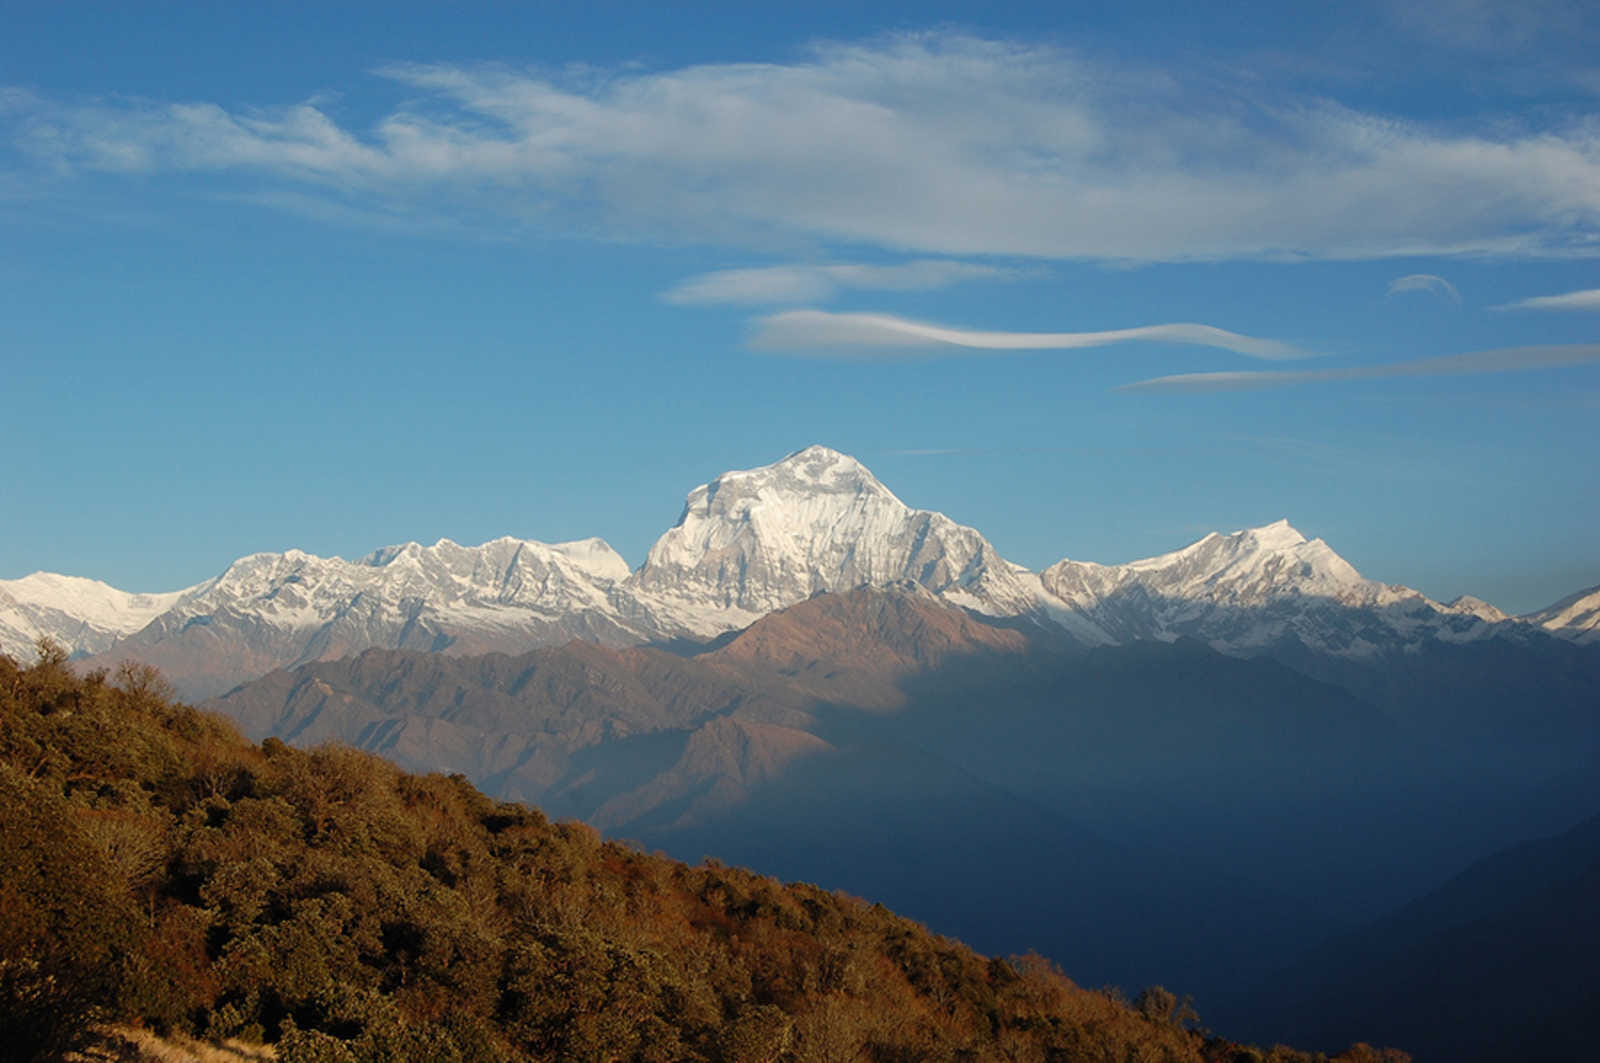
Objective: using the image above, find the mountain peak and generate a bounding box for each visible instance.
[1039,517,1406,652]
[1178,520,1308,557]
[710,445,895,502]
[653,448,907,554]
[632,448,1045,626]
[777,443,871,472]
[1244,518,1307,551]
[1116,519,1328,581]
[1445,594,1510,623]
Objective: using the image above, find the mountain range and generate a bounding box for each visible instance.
[4,445,1594,698]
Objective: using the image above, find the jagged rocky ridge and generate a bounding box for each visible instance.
[3,445,1592,696]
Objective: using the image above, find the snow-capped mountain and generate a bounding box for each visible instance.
[626,445,1104,642]
[0,572,201,660]
[77,536,642,697]
[1445,595,1510,625]
[1523,584,1600,645]
[1040,519,1505,657]
[5,445,1592,696]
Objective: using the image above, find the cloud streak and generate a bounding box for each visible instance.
[662,260,1015,306]
[1491,287,1600,311]
[749,310,1308,359]
[1387,273,1462,304]
[7,32,1600,261]
[1121,343,1600,392]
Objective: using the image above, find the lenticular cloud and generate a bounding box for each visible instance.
[749,310,1308,360]
[1386,274,1462,305]
[1120,344,1600,392]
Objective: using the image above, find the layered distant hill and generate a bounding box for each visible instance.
[207,583,1600,1001]
[6,446,1594,699]
[1243,811,1600,1063]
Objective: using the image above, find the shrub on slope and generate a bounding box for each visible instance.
[0,645,1404,1063]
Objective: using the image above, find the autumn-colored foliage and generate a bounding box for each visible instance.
[0,645,1406,1063]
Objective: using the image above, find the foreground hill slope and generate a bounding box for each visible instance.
[0,647,1403,1063]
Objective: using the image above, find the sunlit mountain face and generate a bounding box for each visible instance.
[11,448,1587,701]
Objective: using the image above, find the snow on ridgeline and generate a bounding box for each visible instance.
[628,445,1105,642]
[0,572,203,660]
[1522,584,1600,645]
[1040,519,1516,656]
[2,446,1592,676]
[0,536,635,663]
[133,534,639,649]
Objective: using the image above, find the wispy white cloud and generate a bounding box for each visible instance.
[662,260,1014,306]
[749,310,1308,359]
[1491,287,1600,311]
[1386,273,1463,304]
[7,32,1600,261]
[1121,343,1600,391]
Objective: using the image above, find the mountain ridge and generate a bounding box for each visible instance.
[1523,583,1600,644]
[6,445,1592,695]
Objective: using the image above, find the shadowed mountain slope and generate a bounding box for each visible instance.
[1238,812,1600,1062]
[2,644,1409,1063]
[214,586,1573,998]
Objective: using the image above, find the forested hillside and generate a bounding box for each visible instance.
[1,645,1405,1063]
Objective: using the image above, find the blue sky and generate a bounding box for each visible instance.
[3,1,1597,613]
